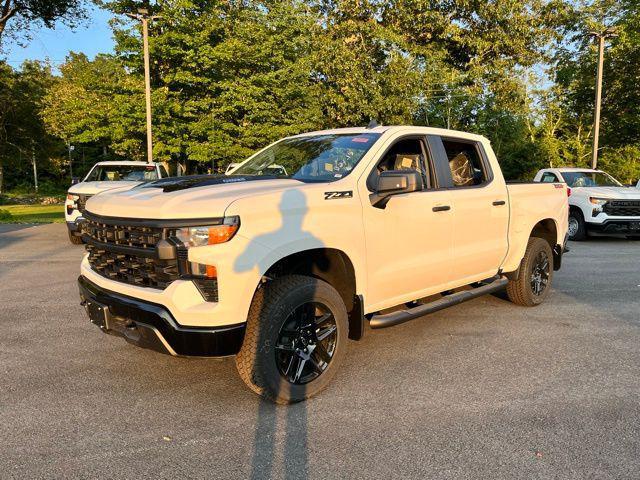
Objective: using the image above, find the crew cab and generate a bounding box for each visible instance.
[534,167,640,240]
[66,161,168,244]
[77,126,568,403]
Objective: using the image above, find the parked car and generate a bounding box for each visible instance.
[534,167,640,240]
[77,126,568,403]
[65,161,168,244]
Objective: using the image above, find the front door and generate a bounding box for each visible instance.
[360,136,454,311]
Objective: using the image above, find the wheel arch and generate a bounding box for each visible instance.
[260,248,364,340]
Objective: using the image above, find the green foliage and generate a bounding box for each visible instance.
[0,209,12,221]
[0,0,89,48]
[9,0,640,182]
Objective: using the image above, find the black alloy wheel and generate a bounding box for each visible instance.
[530,250,550,297]
[275,302,338,385]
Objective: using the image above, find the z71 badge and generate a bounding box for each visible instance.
[324,191,353,200]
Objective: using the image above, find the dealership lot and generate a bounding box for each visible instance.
[1,223,639,479]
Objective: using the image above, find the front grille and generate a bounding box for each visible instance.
[77,194,92,213]
[83,217,163,249]
[603,200,640,217]
[86,244,179,289]
[83,215,174,289]
[82,213,220,300]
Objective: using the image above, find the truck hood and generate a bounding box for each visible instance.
[84,175,304,220]
[68,181,142,196]
[573,186,640,200]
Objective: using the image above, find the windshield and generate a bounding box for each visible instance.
[562,171,622,188]
[231,133,382,182]
[85,164,159,182]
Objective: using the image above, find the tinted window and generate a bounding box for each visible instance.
[442,139,488,187]
[562,171,622,187]
[233,133,381,183]
[540,172,559,183]
[85,164,160,182]
[370,138,430,190]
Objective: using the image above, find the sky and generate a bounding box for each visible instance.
[3,5,115,70]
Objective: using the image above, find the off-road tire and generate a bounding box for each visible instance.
[568,209,587,241]
[506,237,554,307]
[236,275,348,404]
[68,229,83,245]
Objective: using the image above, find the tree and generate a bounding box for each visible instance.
[0,60,64,193]
[0,0,89,48]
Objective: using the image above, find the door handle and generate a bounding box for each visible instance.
[492,200,506,206]
[432,205,451,212]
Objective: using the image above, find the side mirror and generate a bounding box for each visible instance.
[370,170,423,209]
[71,177,80,185]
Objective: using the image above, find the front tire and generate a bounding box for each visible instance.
[568,209,587,241]
[236,275,348,404]
[506,237,554,307]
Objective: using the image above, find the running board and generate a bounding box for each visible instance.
[369,277,510,329]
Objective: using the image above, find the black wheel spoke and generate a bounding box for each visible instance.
[292,356,307,383]
[317,324,337,342]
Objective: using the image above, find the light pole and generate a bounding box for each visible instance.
[126,8,161,164]
[588,27,617,170]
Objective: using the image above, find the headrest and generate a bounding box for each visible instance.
[394,154,421,171]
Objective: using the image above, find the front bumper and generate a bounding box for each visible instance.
[586,219,640,234]
[78,275,245,357]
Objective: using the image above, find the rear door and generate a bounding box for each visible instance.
[430,135,509,284]
[360,135,454,310]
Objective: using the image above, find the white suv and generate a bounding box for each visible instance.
[534,168,640,240]
[66,161,168,244]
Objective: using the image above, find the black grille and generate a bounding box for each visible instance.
[604,200,640,217]
[77,194,92,213]
[86,243,178,289]
[83,217,163,249]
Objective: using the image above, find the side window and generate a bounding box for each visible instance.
[368,138,431,190]
[540,172,559,183]
[159,166,169,178]
[442,139,489,187]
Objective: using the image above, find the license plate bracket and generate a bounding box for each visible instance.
[85,299,111,330]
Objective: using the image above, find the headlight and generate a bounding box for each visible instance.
[589,197,609,206]
[174,216,240,247]
[67,193,78,202]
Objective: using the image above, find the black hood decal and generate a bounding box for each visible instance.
[136,174,283,193]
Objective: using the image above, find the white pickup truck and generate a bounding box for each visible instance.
[534,167,640,240]
[65,161,168,244]
[77,126,568,403]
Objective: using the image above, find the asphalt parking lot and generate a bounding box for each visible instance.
[1,223,639,479]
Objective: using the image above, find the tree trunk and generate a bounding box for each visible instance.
[0,162,4,195]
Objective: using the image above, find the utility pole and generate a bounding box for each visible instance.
[126,8,161,164]
[588,27,617,170]
[31,140,38,193]
[68,143,74,179]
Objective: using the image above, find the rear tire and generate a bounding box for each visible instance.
[68,229,83,245]
[236,275,348,404]
[506,237,554,307]
[568,209,587,241]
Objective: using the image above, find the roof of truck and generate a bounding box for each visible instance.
[290,125,486,141]
[93,161,161,166]
[545,167,601,173]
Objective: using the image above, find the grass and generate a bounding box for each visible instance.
[0,204,65,223]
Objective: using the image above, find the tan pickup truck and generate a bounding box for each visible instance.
[77,126,569,403]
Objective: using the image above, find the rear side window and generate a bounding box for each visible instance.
[540,172,559,183]
[442,139,489,187]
